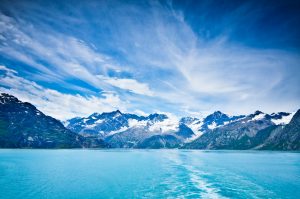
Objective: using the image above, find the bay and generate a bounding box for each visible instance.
[0,149,299,199]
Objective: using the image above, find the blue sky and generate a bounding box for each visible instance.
[0,0,300,120]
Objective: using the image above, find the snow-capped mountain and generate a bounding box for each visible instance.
[184,110,297,150]
[65,109,296,149]
[200,111,245,130]
[66,111,193,148]
[0,93,106,148]
[1,92,298,150]
[65,111,173,137]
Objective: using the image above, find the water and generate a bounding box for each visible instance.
[0,150,299,199]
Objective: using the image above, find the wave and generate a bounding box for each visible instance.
[163,151,227,199]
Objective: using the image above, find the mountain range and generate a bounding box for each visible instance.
[0,93,106,148]
[0,93,299,150]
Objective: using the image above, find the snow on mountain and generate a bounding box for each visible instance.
[148,114,179,133]
[180,117,203,132]
[0,93,106,148]
[1,93,298,149]
[64,109,295,148]
[128,118,148,127]
[245,111,294,126]
[201,111,245,131]
[251,111,266,121]
[180,118,204,142]
[207,122,217,130]
[270,112,295,125]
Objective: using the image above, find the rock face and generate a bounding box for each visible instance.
[137,134,181,149]
[0,93,105,148]
[66,107,298,150]
[258,110,300,150]
[1,93,298,150]
[66,111,192,148]
[200,111,245,132]
[184,110,299,150]
[65,110,246,149]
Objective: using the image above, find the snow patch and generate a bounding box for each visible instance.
[95,119,104,124]
[271,112,295,125]
[223,121,229,125]
[149,116,179,133]
[83,118,88,123]
[251,113,266,121]
[85,123,97,129]
[128,119,148,127]
[107,126,129,136]
[187,119,203,133]
[113,112,121,119]
[184,119,204,142]
[207,122,217,130]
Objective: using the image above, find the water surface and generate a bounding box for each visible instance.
[0,149,299,199]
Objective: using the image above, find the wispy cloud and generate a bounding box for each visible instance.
[88,0,300,114]
[97,75,153,96]
[0,0,299,117]
[0,65,127,120]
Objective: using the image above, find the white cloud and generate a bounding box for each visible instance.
[98,2,300,115]
[133,109,148,116]
[0,65,127,120]
[0,13,131,93]
[96,75,153,96]
[0,1,299,117]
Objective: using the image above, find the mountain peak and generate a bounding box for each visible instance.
[114,110,122,114]
[205,111,228,121]
[100,110,123,117]
[110,110,122,117]
[213,111,223,115]
[0,93,107,148]
[147,113,168,121]
[0,93,19,104]
[90,112,100,117]
[254,110,264,115]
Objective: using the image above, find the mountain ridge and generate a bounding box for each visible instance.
[0,93,299,150]
[0,93,106,148]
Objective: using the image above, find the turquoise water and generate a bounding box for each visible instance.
[0,150,299,199]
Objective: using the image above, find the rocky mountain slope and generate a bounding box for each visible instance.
[184,111,299,150]
[257,110,300,150]
[0,93,298,150]
[0,93,105,148]
[66,111,193,148]
[66,108,298,149]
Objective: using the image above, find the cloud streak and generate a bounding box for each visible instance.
[0,0,299,117]
[0,65,127,120]
[97,75,154,96]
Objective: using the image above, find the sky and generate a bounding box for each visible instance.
[0,0,300,120]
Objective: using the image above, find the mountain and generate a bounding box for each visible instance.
[200,111,245,131]
[65,109,298,149]
[0,93,106,148]
[184,110,298,150]
[2,92,297,150]
[65,110,248,149]
[66,111,193,148]
[257,110,300,150]
[65,110,147,137]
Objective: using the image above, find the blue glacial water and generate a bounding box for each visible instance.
[0,150,299,199]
